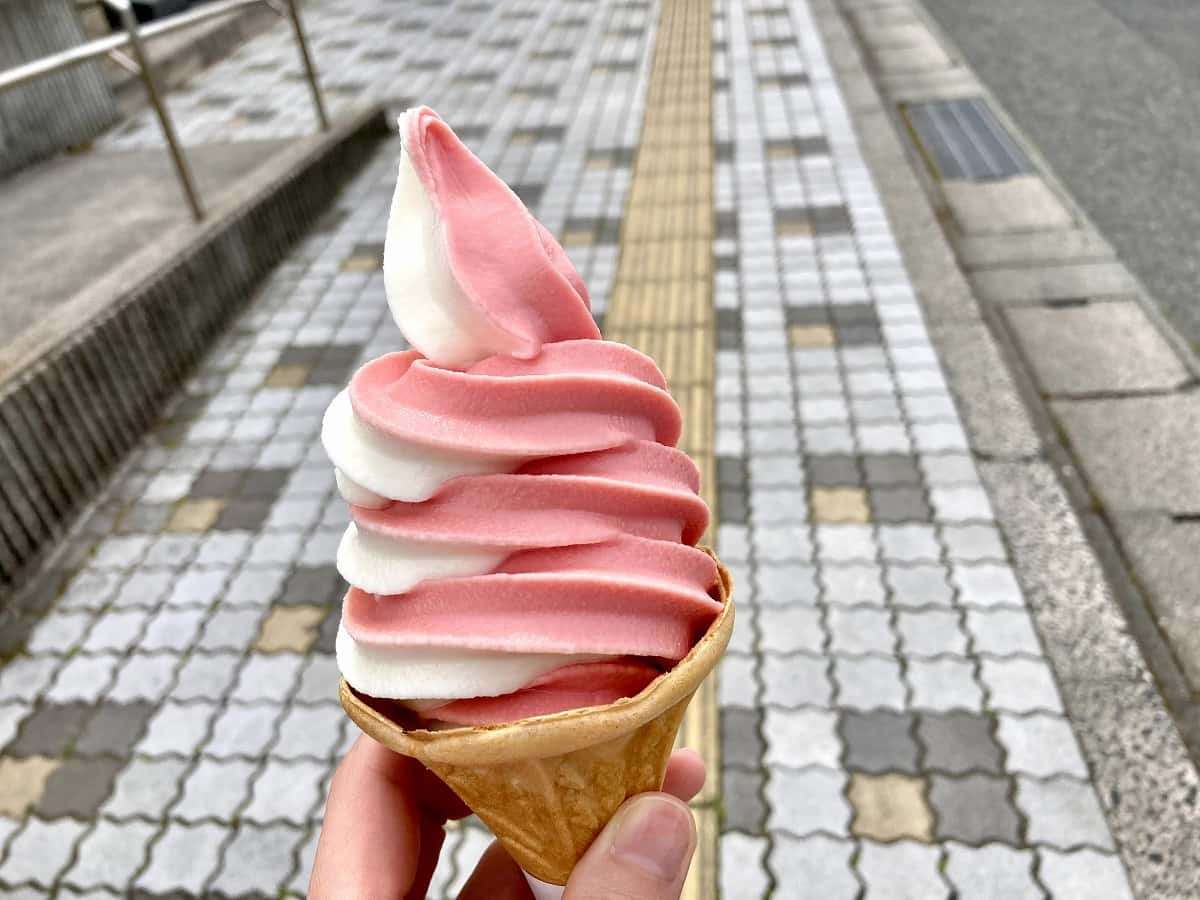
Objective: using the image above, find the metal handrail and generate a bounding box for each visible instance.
[0,0,328,222]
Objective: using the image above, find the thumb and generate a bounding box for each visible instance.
[562,793,696,900]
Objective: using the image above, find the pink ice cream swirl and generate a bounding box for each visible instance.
[323,107,721,726]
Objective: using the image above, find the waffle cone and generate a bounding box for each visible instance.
[340,549,733,885]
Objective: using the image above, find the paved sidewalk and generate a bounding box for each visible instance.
[0,0,1150,897]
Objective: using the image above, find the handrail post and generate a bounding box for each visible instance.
[106,0,204,221]
[284,0,328,132]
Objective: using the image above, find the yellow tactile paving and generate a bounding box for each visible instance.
[605,0,717,894]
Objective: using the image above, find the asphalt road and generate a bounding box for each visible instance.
[919,0,1200,350]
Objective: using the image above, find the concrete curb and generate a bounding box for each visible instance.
[805,0,1200,895]
[0,103,390,592]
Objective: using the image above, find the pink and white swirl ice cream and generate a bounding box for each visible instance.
[322,107,723,727]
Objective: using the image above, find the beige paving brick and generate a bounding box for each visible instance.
[812,487,872,523]
[255,605,326,653]
[168,499,225,534]
[0,755,60,817]
[790,324,836,348]
[849,773,934,842]
[263,364,310,389]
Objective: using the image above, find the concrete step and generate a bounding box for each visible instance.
[0,102,390,591]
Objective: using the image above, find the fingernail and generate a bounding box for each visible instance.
[609,795,693,881]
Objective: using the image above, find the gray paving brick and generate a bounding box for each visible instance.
[979,658,1063,714]
[917,711,1005,775]
[0,817,89,887]
[722,768,767,834]
[833,656,906,710]
[767,833,857,897]
[172,758,257,822]
[107,654,178,702]
[944,843,1044,899]
[210,821,304,896]
[965,607,1042,656]
[931,485,994,522]
[172,652,242,701]
[8,700,92,755]
[886,564,955,608]
[940,524,1006,561]
[764,708,840,768]
[58,571,122,611]
[920,456,979,488]
[224,566,288,607]
[0,701,30,748]
[821,564,887,607]
[91,535,152,570]
[758,606,824,653]
[877,524,941,562]
[82,610,152,654]
[136,822,227,893]
[722,707,764,769]
[807,454,860,487]
[750,455,805,487]
[36,755,124,818]
[293,654,340,705]
[230,652,305,703]
[762,653,833,708]
[827,606,895,655]
[63,820,158,892]
[815,524,877,562]
[197,607,266,651]
[271,704,344,760]
[136,700,218,756]
[767,766,850,836]
[1017,777,1115,850]
[840,710,919,774]
[193,532,253,567]
[76,701,156,756]
[718,523,752,562]
[719,833,770,899]
[110,570,173,610]
[754,564,820,606]
[26,610,95,654]
[166,570,228,609]
[895,608,967,657]
[953,563,1024,608]
[930,773,1021,844]
[996,714,1088,779]
[1037,848,1132,898]
[204,702,280,759]
[871,487,932,523]
[102,757,189,818]
[45,654,119,703]
[243,759,327,824]
[141,534,203,569]
[857,840,948,899]
[728,603,757,655]
[140,607,207,652]
[753,523,813,562]
[907,658,983,712]
[862,453,921,486]
[856,423,912,454]
[719,654,759,708]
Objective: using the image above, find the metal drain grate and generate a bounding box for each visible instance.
[903,97,1032,181]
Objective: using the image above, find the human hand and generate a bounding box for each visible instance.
[310,734,706,900]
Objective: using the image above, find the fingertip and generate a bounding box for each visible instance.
[661,748,706,802]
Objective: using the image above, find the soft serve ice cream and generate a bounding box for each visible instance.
[322,107,723,727]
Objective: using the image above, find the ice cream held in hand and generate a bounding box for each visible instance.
[322,106,724,727]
